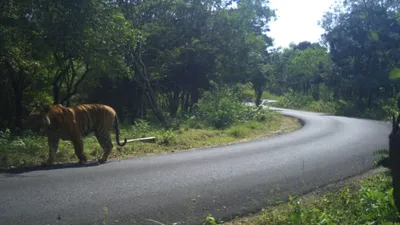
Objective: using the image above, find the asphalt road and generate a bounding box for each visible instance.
[0,107,391,225]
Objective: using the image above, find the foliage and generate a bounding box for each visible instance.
[203,214,218,225]
[0,110,294,169]
[374,149,390,168]
[275,88,339,114]
[0,0,277,132]
[260,0,400,120]
[320,0,400,117]
[194,85,270,129]
[229,172,400,225]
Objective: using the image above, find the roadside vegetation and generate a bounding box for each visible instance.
[2,0,400,224]
[0,1,294,169]
[0,86,300,169]
[222,169,399,225]
[212,0,400,224]
[216,0,400,223]
[260,0,400,121]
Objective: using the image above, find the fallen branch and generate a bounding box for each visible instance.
[125,136,156,143]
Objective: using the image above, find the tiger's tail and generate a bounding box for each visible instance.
[114,115,127,147]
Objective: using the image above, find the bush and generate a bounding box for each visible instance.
[335,94,398,121]
[233,82,255,101]
[306,100,338,113]
[246,172,399,225]
[227,126,251,138]
[275,90,314,109]
[0,129,47,168]
[194,85,270,129]
[127,119,153,138]
[275,87,338,114]
[156,130,176,145]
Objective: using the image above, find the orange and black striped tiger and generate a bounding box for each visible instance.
[27,104,127,165]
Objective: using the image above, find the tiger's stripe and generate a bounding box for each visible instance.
[32,103,127,165]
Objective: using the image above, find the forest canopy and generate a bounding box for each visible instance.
[1,0,400,133]
[0,0,276,132]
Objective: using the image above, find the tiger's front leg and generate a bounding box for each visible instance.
[71,134,87,165]
[43,137,60,166]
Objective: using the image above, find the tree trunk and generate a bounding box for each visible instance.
[180,92,186,112]
[367,91,373,109]
[52,83,60,105]
[312,85,320,101]
[0,79,13,129]
[333,84,340,100]
[11,71,24,134]
[389,111,400,213]
[255,89,263,106]
[169,88,180,117]
[183,92,190,113]
[129,44,166,123]
[6,61,24,134]
[189,88,199,113]
[52,66,69,105]
[131,80,145,123]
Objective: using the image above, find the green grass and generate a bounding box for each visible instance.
[224,170,400,225]
[0,114,300,169]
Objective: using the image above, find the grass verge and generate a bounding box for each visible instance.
[0,114,300,169]
[223,168,399,225]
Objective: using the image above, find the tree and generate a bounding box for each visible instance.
[320,0,400,110]
[0,0,278,131]
[0,0,46,132]
[286,45,332,100]
[33,0,136,106]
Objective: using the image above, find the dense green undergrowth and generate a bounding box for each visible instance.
[273,87,398,121]
[0,86,299,169]
[274,90,338,114]
[224,170,399,225]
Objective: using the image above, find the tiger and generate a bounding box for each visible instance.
[25,103,127,166]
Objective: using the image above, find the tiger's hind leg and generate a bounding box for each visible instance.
[96,131,113,164]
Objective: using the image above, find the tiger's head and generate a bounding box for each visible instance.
[23,104,53,134]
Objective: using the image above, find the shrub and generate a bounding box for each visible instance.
[275,90,314,110]
[306,100,338,113]
[276,88,338,114]
[157,130,176,145]
[194,86,254,129]
[335,95,398,121]
[248,173,399,225]
[227,126,251,138]
[233,82,255,101]
[128,119,153,138]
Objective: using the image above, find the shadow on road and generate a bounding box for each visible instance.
[0,161,105,175]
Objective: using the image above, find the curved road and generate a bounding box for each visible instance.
[0,107,391,225]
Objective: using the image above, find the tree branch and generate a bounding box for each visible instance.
[61,63,91,105]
